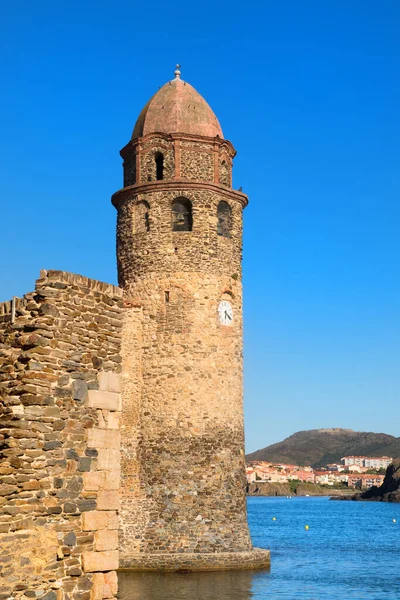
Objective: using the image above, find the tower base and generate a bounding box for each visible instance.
[119,548,270,572]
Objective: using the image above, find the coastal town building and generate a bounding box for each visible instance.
[313,472,332,485]
[363,457,393,469]
[342,456,393,469]
[246,458,391,490]
[347,464,368,473]
[347,474,385,490]
[0,70,270,599]
[288,470,315,484]
[327,472,349,485]
[325,463,345,472]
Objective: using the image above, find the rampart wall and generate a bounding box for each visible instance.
[0,270,123,600]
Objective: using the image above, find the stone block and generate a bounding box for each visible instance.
[78,457,92,472]
[104,472,119,491]
[82,509,108,531]
[87,390,119,411]
[0,484,18,496]
[98,371,121,393]
[94,530,118,551]
[64,531,76,546]
[87,429,120,450]
[82,510,118,532]
[83,471,119,492]
[107,511,119,531]
[98,371,109,392]
[96,449,120,471]
[108,372,121,393]
[83,472,105,492]
[104,571,118,598]
[82,550,119,573]
[91,573,104,600]
[106,412,119,430]
[42,592,57,600]
[96,491,120,511]
[72,379,88,401]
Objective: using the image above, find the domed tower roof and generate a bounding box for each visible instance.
[132,68,223,139]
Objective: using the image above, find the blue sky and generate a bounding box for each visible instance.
[1,1,399,452]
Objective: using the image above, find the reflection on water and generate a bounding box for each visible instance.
[118,569,266,600]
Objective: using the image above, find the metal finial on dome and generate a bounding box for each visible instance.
[174,64,181,79]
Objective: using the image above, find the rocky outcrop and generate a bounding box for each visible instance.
[333,459,400,502]
[358,459,400,502]
[247,482,292,496]
[247,482,349,497]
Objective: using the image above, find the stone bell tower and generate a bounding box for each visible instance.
[112,67,269,570]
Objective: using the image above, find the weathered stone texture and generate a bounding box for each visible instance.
[119,548,270,571]
[219,155,232,187]
[0,75,270,592]
[118,273,254,563]
[114,97,268,569]
[115,187,244,289]
[180,149,214,181]
[0,270,123,599]
[119,133,234,188]
[123,152,137,188]
[140,140,175,183]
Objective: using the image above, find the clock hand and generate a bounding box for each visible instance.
[224,311,232,321]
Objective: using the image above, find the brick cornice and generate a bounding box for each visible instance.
[111,180,248,209]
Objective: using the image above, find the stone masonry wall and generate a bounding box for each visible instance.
[219,156,231,187]
[139,138,174,183]
[180,150,213,181]
[113,123,270,570]
[114,126,257,568]
[0,271,123,600]
[123,154,136,188]
[120,134,235,190]
[116,188,243,289]
[119,271,253,565]
[119,306,143,561]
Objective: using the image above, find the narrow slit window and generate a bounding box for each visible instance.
[155,152,164,180]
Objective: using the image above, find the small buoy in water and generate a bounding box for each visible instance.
[305,524,310,530]
[272,517,276,521]
[393,519,397,523]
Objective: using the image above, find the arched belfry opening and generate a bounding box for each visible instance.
[172,198,192,232]
[155,152,164,180]
[217,200,232,238]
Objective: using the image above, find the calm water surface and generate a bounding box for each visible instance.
[118,497,400,599]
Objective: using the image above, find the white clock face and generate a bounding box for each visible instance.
[218,301,233,326]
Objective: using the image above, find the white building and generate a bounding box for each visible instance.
[342,456,392,469]
[363,456,392,469]
[342,456,366,467]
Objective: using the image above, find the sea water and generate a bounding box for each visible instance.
[118,496,400,599]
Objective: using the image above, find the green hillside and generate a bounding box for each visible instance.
[246,428,400,468]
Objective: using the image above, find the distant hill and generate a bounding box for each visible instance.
[246,428,400,468]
